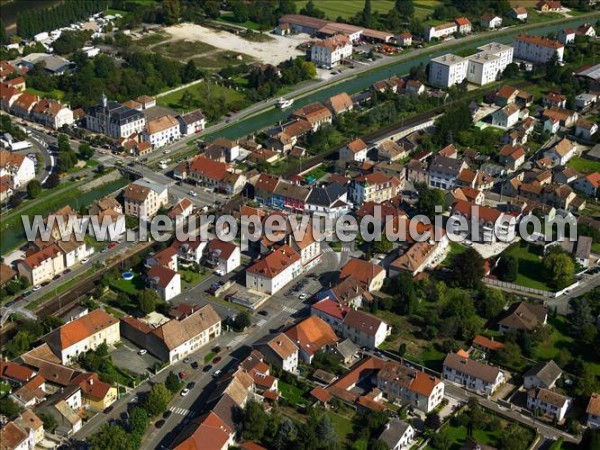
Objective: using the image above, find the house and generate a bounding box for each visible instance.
[143,114,181,148]
[466,52,503,86]
[246,245,302,295]
[428,54,468,87]
[284,316,337,363]
[543,107,578,128]
[273,180,310,211]
[577,23,596,38]
[0,151,35,189]
[455,17,472,35]
[13,409,44,447]
[0,361,36,386]
[339,258,386,291]
[575,118,598,140]
[204,138,240,163]
[0,84,22,111]
[553,166,579,185]
[472,335,505,354]
[288,224,322,271]
[575,92,598,110]
[543,92,567,108]
[146,246,178,271]
[377,419,415,450]
[0,419,38,450]
[527,388,571,422]
[425,22,457,41]
[573,173,600,197]
[305,182,351,218]
[239,350,278,393]
[513,34,564,63]
[173,411,234,450]
[291,103,333,131]
[123,178,168,221]
[495,85,520,106]
[121,304,221,364]
[167,197,194,225]
[428,155,467,190]
[342,308,389,349]
[508,6,528,21]
[325,92,353,115]
[147,265,181,301]
[73,372,117,412]
[177,110,206,135]
[524,360,562,389]
[443,352,505,395]
[205,240,241,274]
[389,240,447,277]
[43,309,120,365]
[172,239,207,266]
[340,138,368,162]
[30,99,74,129]
[254,333,299,372]
[498,302,547,333]
[86,94,145,139]
[18,244,65,286]
[332,338,360,364]
[405,79,425,95]
[349,172,399,206]
[543,138,576,166]
[395,32,412,47]
[586,393,600,429]
[10,93,38,118]
[480,13,502,29]
[492,103,520,128]
[499,145,526,171]
[536,1,562,11]
[310,34,352,69]
[377,140,409,162]
[574,235,593,267]
[557,28,576,44]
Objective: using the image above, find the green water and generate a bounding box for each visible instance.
[1,177,128,253]
[210,15,599,140]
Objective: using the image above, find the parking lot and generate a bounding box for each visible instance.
[111,340,161,377]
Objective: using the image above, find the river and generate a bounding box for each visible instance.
[1,0,62,33]
[209,15,600,140]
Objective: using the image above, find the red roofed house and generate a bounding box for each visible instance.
[206,239,241,274]
[246,245,302,294]
[310,35,353,69]
[349,172,400,206]
[285,316,338,363]
[173,411,234,450]
[340,258,386,291]
[455,17,472,34]
[340,138,368,162]
[325,92,354,116]
[0,84,22,111]
[72,372,117,412]
[10,92,38,118]
[167,197,194,224]
[536,1,562,12]
[514,34,564,63]
[43,309,120,365]
[472,335,505,353]
[0,361,36,386]
[147,264,181,301]
[499,145,526,171]
[451,199,515,243]
[291,102,333,131]
[573,172,600,197]
[18,243,65,286]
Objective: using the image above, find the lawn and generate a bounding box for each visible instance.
[155,39,217,60]
[568,156,600,175]
[295,0,395,20]
[426,423,502,450]
[158,81,250,114]
[0,381,11,396]
[204,351,216,363]
[500,242,550,291]
[303,164,330,182]
[217,14,265,31]
[192,50,255,69]
[326,411,354,445]
[441,242,466,267]
[109,272,145,295]
[134,32,169,47]
[25,87,64,100]
[524,10,565,24]
[279,381,310,406]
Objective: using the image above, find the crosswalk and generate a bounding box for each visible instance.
[169,406,196,418]
[282,306,297,314]
[229,335,246,347]
[256,319,267,327]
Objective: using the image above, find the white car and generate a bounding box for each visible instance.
[180,388,190,397]
[138,349,147,356]
[215,269,225,276]
[299,293,307,300]
[213,369,222,378]
[32,285,41,291]
[188,190,198,197]
[81,258,90,264]
[163,150,171,154]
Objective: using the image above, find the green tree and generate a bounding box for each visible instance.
[89,423,135,450]
[129,407,149,436]
[242,399,269,441]
[165,371,182,393]
[39,413,57,433]
[273,418,297,450]
[233,311,252,331]
[581,429,600,450]
[415,183,445,219]
[300,0,326,19]
[137,289,159,315]
[0,397,22,417]
[425,412,441,430]
[498,254,518,282]
[27,180,42,199]
[232,1,250,22]
[395,0,415,19]
[144,383,171,416]
[316,413,339,449]
[46,172,60,188]
[0,19,7,45]
[452,248,484,289]
[78,143,94,160]
[434,102,473,145]
[163,0,181,25]
[386,8,403,32]
[477,287,505,319]
[543,252,574,290]
[373,235,393,254]
[502,63,520,79]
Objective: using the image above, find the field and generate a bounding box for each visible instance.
[192,51,256,69]
[157,81,249,114]
[155,39,218,60]
[134,32,169,47]
[500,242,550,291]
[568,156,600,175]
[294,0,441,20]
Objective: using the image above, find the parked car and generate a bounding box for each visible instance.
[138,349,147,356]
[191,361,199,370]
[32,285,41,291]
[108,242,117,249]
[258,310,269,316]
[155,420,166,428]
[180,388,190,397]
[298,293,307,300]
[212,356,222,364]
[163,410,172,419]
[215,269,225,276]
[183,357,190,364]
[81,258,90,264]
[178,371,187,379]
[203,364,213,373]
[187,382,196,389]
[103,406,114,414]
[213,369,222,378]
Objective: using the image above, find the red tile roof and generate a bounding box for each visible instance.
[285,316,337,357]
[311,386,332,403]
[189,156,228,181]
[339,258,384,287]
[312,299,349,321]
[46,309,118,350]
[247,245,300,278]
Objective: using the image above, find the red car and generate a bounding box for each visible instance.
[108,242,117,249]
[212,356,222,364]
[178,371,187,380]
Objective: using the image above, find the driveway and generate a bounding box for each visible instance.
[112,340,161,377]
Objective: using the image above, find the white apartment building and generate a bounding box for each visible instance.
[467,53,502,86]
[31,99,74,129]
[143,114,181,148]
[428,54,468,87]
[18,244,65,286]
[86,94,145,139]
[123,178,168,221]
[246,245,302,295]
[342,309,389,349]
[43,310,120,365]
[206,240,241,274]
[0,151,35,189]
[527,388,571,422]
[349,172,398,206]
[425,22,457,41]
[477,42,514,72]
[443,352,505,395]
[514,34,565,63]
[310,35,353,69]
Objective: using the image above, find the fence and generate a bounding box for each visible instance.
[483,278,553,298]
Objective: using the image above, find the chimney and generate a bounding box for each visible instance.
[89,378,93,385]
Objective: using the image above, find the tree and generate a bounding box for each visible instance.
[165,371,182,393]
[386,9,403,32]
[144,383,171,416]
[0,397,21,417]
[39,413,57,433]
[543,252,574,290]
[499,424,532,450]
[300,0,326,19]
[398,343,407,356]
[497,254,518,282]
[502,63,520,79]
[569,298,594,338]
[425,412,441,430]
[46,172,60,188]
[581,429,600,450]
[78,143,94,160]
[396,0,415,19]
[89,423,135,450]
[273,418,297,450]
[368,440,390,450]
[128,407,149,436]
[433,102,473,145]
[315,413,339,449]
[466,398,486,435]
[477,287,505,319]
[452,248,484,289]
[137,289,159,315]
[373,235,393,254]
[233,311,251,331]
[415,183,445,219]
[163,0,181,25]
[242,399,268,441]
[0,19,7,45]
[27,180,42,199]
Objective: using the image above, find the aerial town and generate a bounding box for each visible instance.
[0,1,599,450]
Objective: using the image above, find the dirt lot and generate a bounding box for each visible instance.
[163,23,308,66]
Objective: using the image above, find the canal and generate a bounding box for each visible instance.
[209,15,600,141]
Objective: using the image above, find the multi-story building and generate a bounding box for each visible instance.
[477,42,514,72]
[205,240,241,274]
[0,150,35,189]
[310,34,353,69]
[285,316,337,363]
[527,388,571,422]
[177,110,206,135]
[428,54,468,87]
[443,352,505,395]
[451,199,515,243]
[342,309,390,349]
[147,265,181,301]
[513,34,564,63]
[466,52,502,86]
[425,22,457,41]
[86,94,145,139]
[43,310,120,365]
[254,333,299,372]
[143,114,181,148]
[18,244,65,286]
[123,178,168,221]
[428,155,467,190]
[246,245,302,294]
[349,172,399,206]
[339,138,368,162]
[31,99,74,129]
[291,103,333,132]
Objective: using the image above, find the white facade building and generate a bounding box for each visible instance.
[429,54,468,87]
[514,34,565,63]
[443,352,505,395]
[0,151,35,189]
[310,35,353,69]
[143,115,181,148]
[246,245,302,295]
[467,53,502,86]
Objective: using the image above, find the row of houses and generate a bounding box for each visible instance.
[0,150,36,201]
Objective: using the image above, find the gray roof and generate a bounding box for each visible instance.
[335,338,359,360]
[575,236,593,260]
[88,100,144,125]
[133,178,166,195]
[378,419,412,448]
[576,63,600,81]
[429,155,464,177]
[524,360,562,387]
[16,53,71,73]
[443,352,501,384]
[306,182,347,207]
